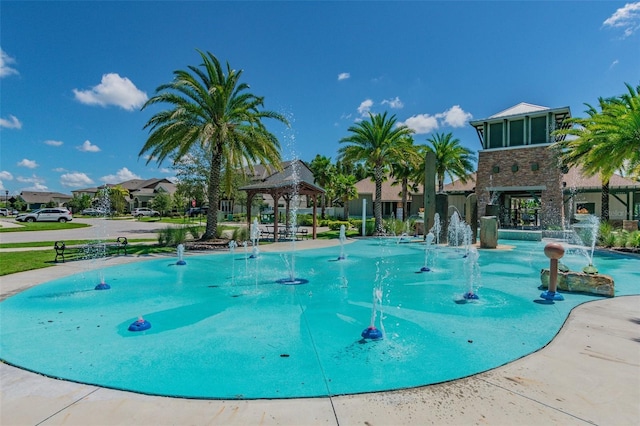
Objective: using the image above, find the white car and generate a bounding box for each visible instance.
[132,207,160,218]
[16,208,73,223]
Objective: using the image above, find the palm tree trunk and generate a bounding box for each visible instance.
[401,178,408,222]
[374,165,384,234]
[321,194,326,219]
[203,150,222,240]
[601,178,610,221]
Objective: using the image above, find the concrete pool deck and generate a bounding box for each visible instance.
[1,239,639,425]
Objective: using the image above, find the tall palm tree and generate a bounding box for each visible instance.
[553,100,616,220]
[425,132,476,192]
[339,112,414,234]
[553,83,640,220]
[605,83,640,179]
[140,50,288,240]
[389,135,423,221]
[309,154,335,219]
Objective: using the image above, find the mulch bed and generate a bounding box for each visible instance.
[183,239,231,251]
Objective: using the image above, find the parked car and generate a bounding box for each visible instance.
[0,208,14,216]
[132,207,160,218]
[16,208,73,223]
[186,207,208,217]
[81,208,106,216]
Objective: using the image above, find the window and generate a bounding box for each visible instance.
[531,116,547,144]
[509,119,524,146]
[489,122,503,148]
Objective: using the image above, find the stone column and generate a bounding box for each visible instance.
[480,216,498,248]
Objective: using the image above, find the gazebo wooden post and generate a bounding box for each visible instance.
[312,194,318,239]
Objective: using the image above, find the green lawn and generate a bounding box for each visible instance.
[0,244,175,276]
[0,222,90,232]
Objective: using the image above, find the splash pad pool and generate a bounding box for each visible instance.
[1,239,638,399]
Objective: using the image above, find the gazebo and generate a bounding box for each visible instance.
[239,160,325,241]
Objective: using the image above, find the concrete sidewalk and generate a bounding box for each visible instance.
[1,239,639,425]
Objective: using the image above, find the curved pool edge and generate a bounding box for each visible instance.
[2,294,638,425]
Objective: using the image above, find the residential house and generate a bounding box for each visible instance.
[19,191,73,210]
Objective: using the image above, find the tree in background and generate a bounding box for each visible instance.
[553,83,640,220]
[141,50,288,240]
[152,192,172,217]
[309,154,336,219]
[389,135,423,221]
[108,185,129,214]
[425,132,476,193]
[68,194,93,214]
[339,112,414,234]
[333,173,358,219]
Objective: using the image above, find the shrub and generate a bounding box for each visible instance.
[351,218,375,236]
[327,220,350,231]
[384,218,405,235]
[233,226,250,242]
[157,226,189,247]
[597,222,614,246]
[297,214,314,226]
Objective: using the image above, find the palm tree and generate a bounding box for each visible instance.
[389,135,423,221]
[553,83,640,220]
[334,173,358,219]
[425,132,476,192]
[339,112,414,234]
[309,154,335,219]
[140,50,288,240]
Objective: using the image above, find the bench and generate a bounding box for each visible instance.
[260,226,308,241]
[54,237,128,263]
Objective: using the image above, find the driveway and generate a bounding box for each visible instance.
[0,217,177,244]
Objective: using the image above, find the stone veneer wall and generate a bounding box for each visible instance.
[476,145,564,228]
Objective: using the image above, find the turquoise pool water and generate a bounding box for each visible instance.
[1,239,638,399]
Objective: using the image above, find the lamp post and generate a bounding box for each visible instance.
[4,190,8,209]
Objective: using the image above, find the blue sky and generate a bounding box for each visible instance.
[1,1,639,196]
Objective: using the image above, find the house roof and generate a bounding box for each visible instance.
[443,173,476,193]
[489,102,550,118]
[354,177,423,202]
[72,178,176,196]
[19,191,73,203]
[469,102,571,125]
[562,168,640,190]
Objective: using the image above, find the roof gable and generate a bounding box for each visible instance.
[489,102,550,119]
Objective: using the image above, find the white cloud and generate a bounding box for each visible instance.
[381,96,404,109]
[77,140,101,152]
[44,139,64,147]
[0,115,22,129]
[398,114,439,134]
[436,105,473,128]
[17,158,38,169]
[100,167,141,184]
[338,72,350,81]
[159,167,172,174]
[60,172,94,188]
[0,171,14,181]
[400,105,473,134]
[603,2,640,37]
[17,175,48,191]
[53,167,67,173]
[0,48,18,78]
[73,73,148,110]
[357,99,374,116]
